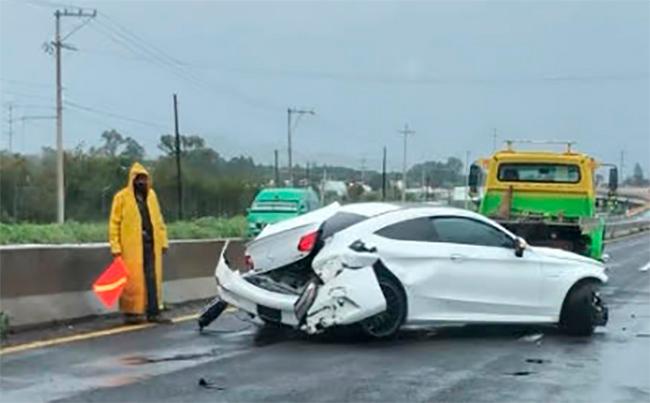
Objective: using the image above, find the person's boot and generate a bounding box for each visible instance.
[147,313,172,324]
[123,314,146,325]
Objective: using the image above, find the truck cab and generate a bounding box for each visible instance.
[469,143,617,260]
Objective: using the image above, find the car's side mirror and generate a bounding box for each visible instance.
[608,167,618,192]
[514,237,527,258]
[468,164,481,194]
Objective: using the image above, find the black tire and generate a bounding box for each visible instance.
[560,281,602,336]
[359,272,407,339]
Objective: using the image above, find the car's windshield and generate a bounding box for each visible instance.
[497,163,581,184]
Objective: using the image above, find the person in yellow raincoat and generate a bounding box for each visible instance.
[109,162,169,324]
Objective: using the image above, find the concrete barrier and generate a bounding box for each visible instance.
[0,239,246,329]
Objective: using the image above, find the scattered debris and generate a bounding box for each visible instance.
[505,371,535,377]
[639,262,650,272]
[525,358,550,364]
[636,334,650,338]
[631,314,636,318]
[520,333,544,343]
[198,378,225,390]
[622,327,627,331]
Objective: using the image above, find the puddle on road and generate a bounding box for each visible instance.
[102,374,151,387]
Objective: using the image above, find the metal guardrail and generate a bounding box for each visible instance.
[604,216,650,239]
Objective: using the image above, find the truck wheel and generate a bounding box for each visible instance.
[360,272,407,339]
[560,281,603,336]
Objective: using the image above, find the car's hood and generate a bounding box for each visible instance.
[530,245,603,267]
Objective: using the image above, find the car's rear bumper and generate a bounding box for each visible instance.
[216,252,300,326]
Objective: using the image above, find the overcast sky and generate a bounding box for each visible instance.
[1,0,648,175]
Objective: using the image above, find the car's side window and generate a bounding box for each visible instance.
[431,217,512,248]
[375,217,437,242]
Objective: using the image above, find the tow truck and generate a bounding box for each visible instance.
[468,140,618,261]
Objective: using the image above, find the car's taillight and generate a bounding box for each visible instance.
[297,231,318,252]
[244,254,254,271]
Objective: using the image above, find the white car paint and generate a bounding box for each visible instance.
[247,202,399,274]
[215,203,607,334]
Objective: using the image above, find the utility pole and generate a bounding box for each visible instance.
[398,124,415,202]
[52,7,96,223]
[173,94,183,220]
[382,146,387,201]
[492,128,497,152]
[274,149,279,186]
[620,150,625,185]
[421,164,426,201]
[287,107,315,186]
[320,166,328,205]
[6,104,13,153]
[464,150,471,210]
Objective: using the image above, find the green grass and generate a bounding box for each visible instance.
[0,216,247,245]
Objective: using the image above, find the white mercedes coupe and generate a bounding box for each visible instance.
[200,202,608,338]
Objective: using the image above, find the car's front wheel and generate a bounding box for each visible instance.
[359,271,407,339]
[560,281,606,336]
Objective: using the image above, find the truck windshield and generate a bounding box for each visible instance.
[497,163,581,184]
[251,200,299,212]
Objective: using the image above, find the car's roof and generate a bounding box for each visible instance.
[338,202,401,217]
[338,202,481,219]
[255,187,314,201]
[330,203,516,241]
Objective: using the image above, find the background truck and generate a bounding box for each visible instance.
[468,141,618,261]
[246,187,321,237]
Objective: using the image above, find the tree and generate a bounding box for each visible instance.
[158,134,207,156]
[98,130,124,157]
[120,137,145,162]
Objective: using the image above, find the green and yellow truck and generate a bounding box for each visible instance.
[469,142,618,261]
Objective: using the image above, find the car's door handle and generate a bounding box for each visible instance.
[450,254,465,262]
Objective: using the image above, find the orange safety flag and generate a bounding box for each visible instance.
[93,257,128,308]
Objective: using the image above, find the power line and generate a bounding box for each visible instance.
[90,13,282,113]
[64,100,167,129]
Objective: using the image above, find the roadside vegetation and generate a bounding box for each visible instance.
[0,216,246,245]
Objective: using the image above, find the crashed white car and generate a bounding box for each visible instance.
[201,203,608,338]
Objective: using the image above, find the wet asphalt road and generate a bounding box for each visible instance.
[2,233,649,402]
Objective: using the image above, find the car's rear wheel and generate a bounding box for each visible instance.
[360,272,406,339]
[560,281,604,336]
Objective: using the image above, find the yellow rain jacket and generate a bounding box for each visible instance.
[109,162,169,315]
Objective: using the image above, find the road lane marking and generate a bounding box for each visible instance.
[0,307,236,356]
[0,323,154,356]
